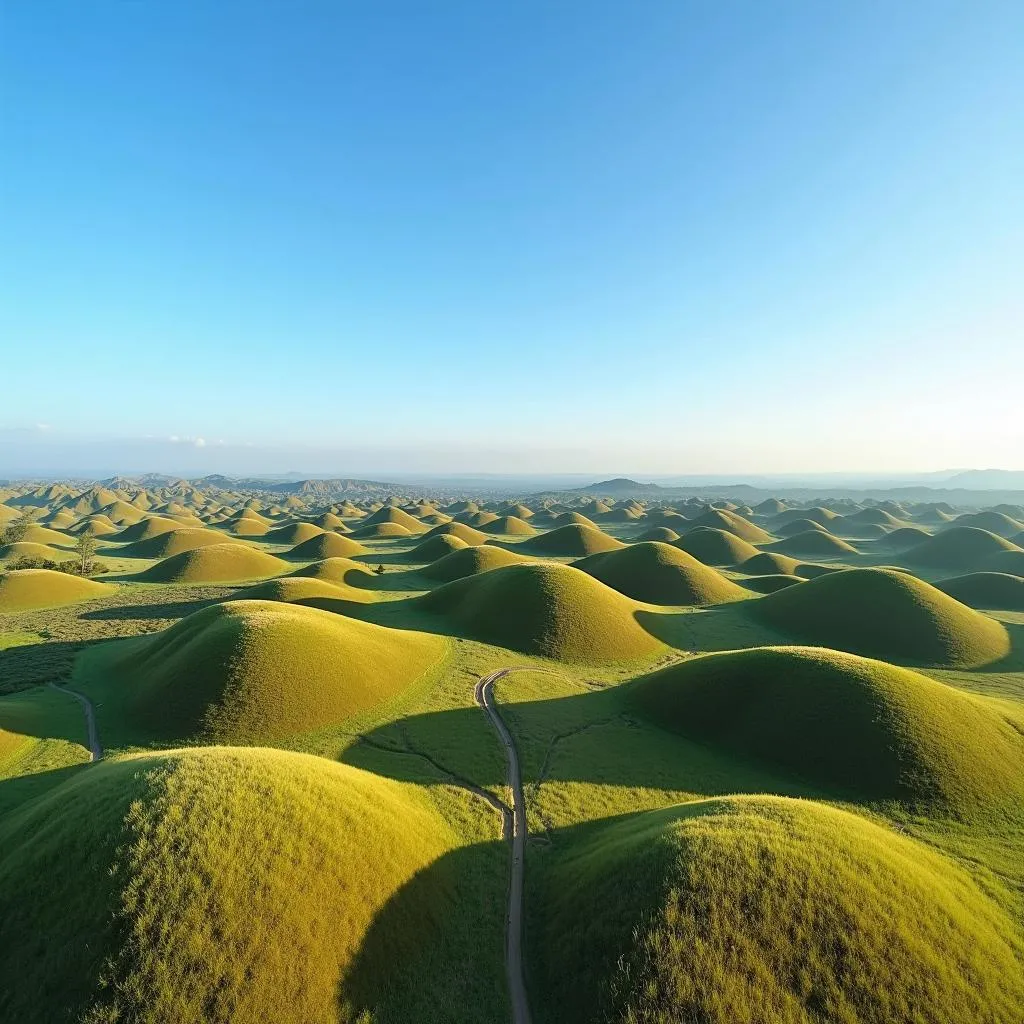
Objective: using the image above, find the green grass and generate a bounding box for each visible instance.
[907,526,1022,569]
[0,746,501,1023]
[673,527,759,566]
[0,569,116,612]
[749,567,1011,667]
[138,544,289,583]
[421,544,531,581]
[630,645,1024,815]
[529,796,1024,1024]
[0,686,91,778]
[75,599,447,747]
[934,571,1024,610]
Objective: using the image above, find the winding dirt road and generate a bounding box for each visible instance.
[48,682,102,761]
[475,669,532,1024]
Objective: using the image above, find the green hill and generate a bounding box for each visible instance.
[481,515,536,536]
[0,747,458,1023]
[673,528,758,566]
[361,506,424,531]
[419,562,661,661]
[686,509,773,543]
[117,527,240,559]
[739,552,801,576]
[262,522,326,545]
[766,531,857,557]
[81,600,444,744]
[749,568,1010,667]
[631,645,1024,812]
[139,544,288,583]
[634,526,681,543]
[420,544,531,582]
[287,532,368,560]
[0,569,115,612]
[520,524,624,557]
[350,522,414,539]
[404,534,470,562]
[574,542,747,606]
[934,572,1024,611]
[532,796,1024,1024]
[109,516,191,543]
[289,556,377,587]
[233,576,374,605]
[907,527,1021,569]
[422,521,488,545]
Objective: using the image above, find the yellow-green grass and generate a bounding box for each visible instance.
[574,542,747,606]
[225,507,274,526]
[422,521,488,545]
[740,573,803,594]
[79,600,445,745]
[630,645,1024,813]
[635,526,681,543]
[0,541,67,563]
[287,532,368,560]
[419,562,661,662]
[290,556,377,587]
[139,544,288,584]
[880,525,932,549]
[0,569,115,612]
[686,508,773,543]
[505,503,535,519]
[673,527,759,566]
[262,522,325,545]
[116,527,241,558]
[107,516,183,543]
[481,514,536,536]
[772,505,839,526]
[361,506,424,531]
[232,575,376,605]
[225,518,271,537]
[750,568,1010,667]
[0,687,91,779]
[421,544,532,582]
[765,530,858,557]
[520,524,624,557]
[303,511,349,531]
[551,511,597,528]
[67,517,119,537]
[739,551,801,576]
[908,526,1022,569]
[953,510,1024,538]
[350,521,414,539]
[456,510,500,528]
[838,507,906,528]
[531,796,1024,1024]
[20,524,73,547]
[935,572,1024,611]
[0,746,460,1023]
[405,534,470,562]
[776,517,830,537]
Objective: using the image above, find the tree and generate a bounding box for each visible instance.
[374,564,385,575]
[1,512,35,547]
[75,533,97,576]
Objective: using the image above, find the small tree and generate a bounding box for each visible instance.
[75,533,98,576]
[1,511,35,547]
[374,564,385,576]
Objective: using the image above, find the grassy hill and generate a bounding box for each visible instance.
[749,568,1010,667]
[419,562,661,662]
[574,542,747,606]
[519,524,624,557]
[421,545,532,582]
[287,532,368,560]
[631,645,1024,813]
[907,527,1021,569]
[934,571,1024,610]
[78,600,445,745]
[139,544,288,583]
[531,796,1024,1024]
[0,747,459,1023]
[673,527,758,566]
[0,569,115,612]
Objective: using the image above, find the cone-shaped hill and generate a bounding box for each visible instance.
[685,509,773,543]
[631,645,1024,812]
[765,531,858,558]
[418,562,661,661]
[234,576,374,605]
[83,600,445,744]
[139,544,288,584]
[934,572,1024,611]
[0,569,115,611]
[518,524,624,557]
[262,522,326,545]
[290,557,377,587]
[350,522,414,539]
[481,515,536,537]
[635,526,681,543]
[0,541,66,563]
[907,527,1022,569]
[117,528,241,559]
[422,521,488,545]
[0,747,459,1024]
[739,552,801,576]
[531,795,1024,1024]
[574,542,747,606]
[108,516,187,543]
[420,544,532,583]
[673,528,758,566]
[362,507,424,532]
[749,568,1010,667]
[403,534,469,562]
[287,532,368,560]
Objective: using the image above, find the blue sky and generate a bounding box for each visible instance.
[1,1,1021,477]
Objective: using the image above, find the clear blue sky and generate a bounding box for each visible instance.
[1,1,1021,477]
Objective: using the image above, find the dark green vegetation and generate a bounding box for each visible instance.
[2,481,1024,1024]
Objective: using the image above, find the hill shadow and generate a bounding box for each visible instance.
[0,639,93,694]
[0,761,93,818]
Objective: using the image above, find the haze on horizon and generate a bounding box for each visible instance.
[2,2,1022,478]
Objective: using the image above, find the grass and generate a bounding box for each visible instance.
[138,543,289,583]
[0,746,489,1024]
[629,645,1024,815]
[0,569,116,612]
[421,544,532,582]
[673,527,759,566]
[907,526,1022,569]
[75,600,447,746]
[574,542,748,605]
[517,523,624,557]
[0,686,91,778]
[749,567,1011,667]
[418,562,664,662]
[529,796,1024,1024]
[935,571,1024,610]
[287,532,368,559]
[766,530,858,557]
[116,526,241,558]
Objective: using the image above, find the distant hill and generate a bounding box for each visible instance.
[575,478,665,494]
[945,469,1024,489]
